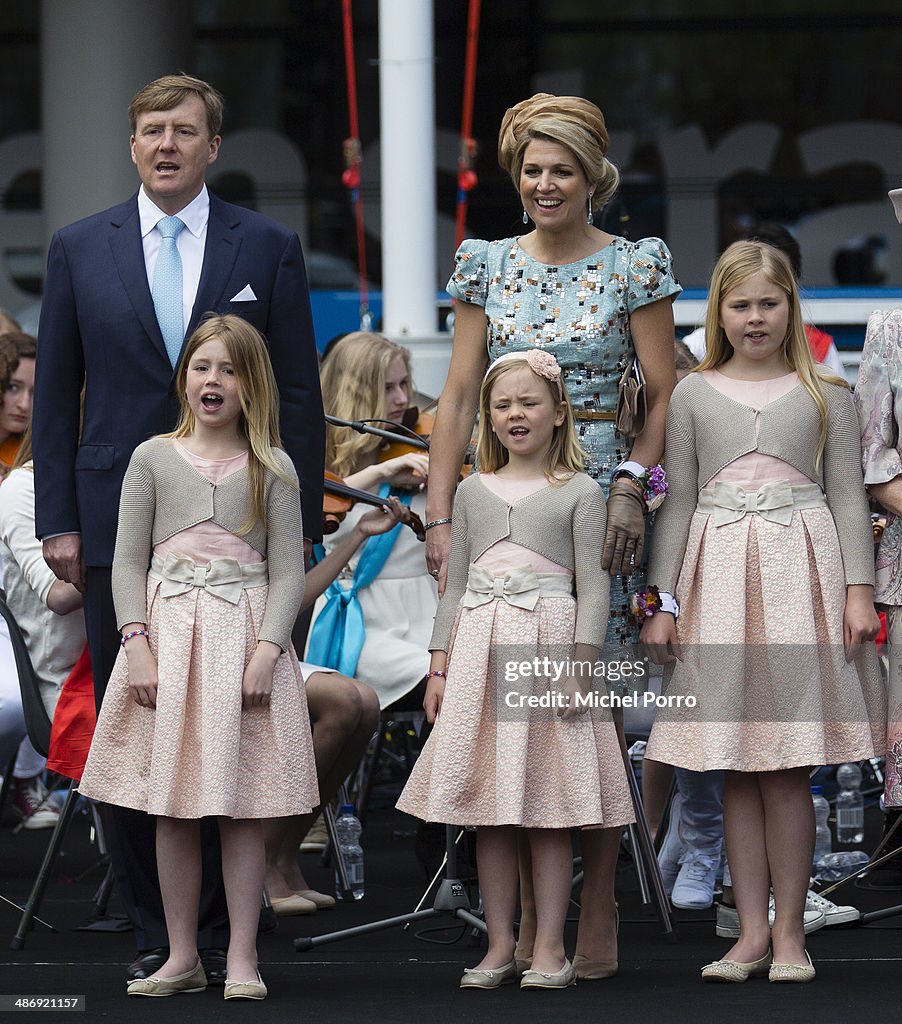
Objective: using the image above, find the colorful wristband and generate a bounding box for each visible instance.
[121,629,150,646]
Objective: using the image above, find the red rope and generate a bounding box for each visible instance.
[455,0,482,250]
[341,0,370,321]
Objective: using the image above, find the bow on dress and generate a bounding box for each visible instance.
[158,553,247,604]
[460,564,542,611]
[711,480,795,528]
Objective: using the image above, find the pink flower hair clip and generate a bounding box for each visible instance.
[490,349,563,399]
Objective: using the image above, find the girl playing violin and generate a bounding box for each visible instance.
[306,332,438,710]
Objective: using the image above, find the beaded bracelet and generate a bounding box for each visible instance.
[426,670,447,680]
[121,629,150,647]
[424,518,452,531]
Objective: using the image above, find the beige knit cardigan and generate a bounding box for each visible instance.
[112,437,304,651]
[431,472,609,651]
[649,372,875,595]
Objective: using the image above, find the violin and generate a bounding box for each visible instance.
[322,471,426,541]
[378,405,476,476]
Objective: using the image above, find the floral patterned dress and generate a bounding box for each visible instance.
[447,235,681,648]
[854,309,902,805]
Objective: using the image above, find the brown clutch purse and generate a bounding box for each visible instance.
[615,358,647,438]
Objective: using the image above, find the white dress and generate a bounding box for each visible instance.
[307,491,437,708]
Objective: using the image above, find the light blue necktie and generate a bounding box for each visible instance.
[152,215,186,367]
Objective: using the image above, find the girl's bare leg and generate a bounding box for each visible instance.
[472,825,518,970]
[220,817,265,983]
[527,828,573,973]
[153,817,202,977]
[760,766,812,966]
[515,833,535,965]
[721,771,770,963]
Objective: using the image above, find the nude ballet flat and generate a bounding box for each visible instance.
[295,888,336,909]
[701,950,772,983]
[270,893,317,916]
[520,958,576,990]
[769,951,815,983]
[127,959,207,997]
[459,960,518,989]
[224,971,267,1001]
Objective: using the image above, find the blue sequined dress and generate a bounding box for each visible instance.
[446,235,681,645]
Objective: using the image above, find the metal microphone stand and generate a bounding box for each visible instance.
[293,824,486,952]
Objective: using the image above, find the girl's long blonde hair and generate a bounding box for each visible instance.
[166,315,295,533]
[697,241,847,466]
[320,332,413,478]
[476,356,584,478]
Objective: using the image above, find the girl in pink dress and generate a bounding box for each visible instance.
[642,242,884,984]
[80,316,317,1001]
[398,351,633,992]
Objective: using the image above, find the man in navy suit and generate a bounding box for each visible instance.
[32,74,324,984]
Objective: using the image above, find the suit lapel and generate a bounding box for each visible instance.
[188,195,241,338]
[107,197,172,366]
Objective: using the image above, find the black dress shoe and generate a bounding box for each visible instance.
[199,948,228,987]
[126,947,170,981]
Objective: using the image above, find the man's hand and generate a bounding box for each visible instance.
[43,534,85,593]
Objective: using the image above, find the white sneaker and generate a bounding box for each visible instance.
[671,851,719,910]
[657,791,685,895]
[801,889,860,926]
[715,902,826,938]
[11,775,61,831]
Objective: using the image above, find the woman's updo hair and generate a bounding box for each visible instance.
[498,93,620,212]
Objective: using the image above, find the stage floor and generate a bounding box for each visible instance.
[2,793,899,1024]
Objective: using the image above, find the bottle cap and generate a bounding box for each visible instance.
[338,803,355,815]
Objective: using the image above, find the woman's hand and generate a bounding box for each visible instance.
[602,478,647,576]
[242,640,281,709]
[640,612,681,665]
[423,675,446,724]
[425,521,452,595]
[843,584,881,663]
[125,639,159,709]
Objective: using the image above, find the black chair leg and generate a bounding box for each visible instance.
[10,783,81,950]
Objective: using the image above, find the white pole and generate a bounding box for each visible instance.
[378,0,436,336]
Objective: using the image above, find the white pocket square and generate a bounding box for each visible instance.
[230,284,257,302]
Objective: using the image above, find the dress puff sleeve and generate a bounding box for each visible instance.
[446,238,491,307]
[626,237,682,314]
[854,309,902,486]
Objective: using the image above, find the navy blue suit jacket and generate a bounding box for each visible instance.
[33,192,325,566]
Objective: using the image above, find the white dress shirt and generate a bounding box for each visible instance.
[137,184,209,334]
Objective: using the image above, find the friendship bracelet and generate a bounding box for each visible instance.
[424,518,452,530]
[426,670,447,680]
[121,629,150,647]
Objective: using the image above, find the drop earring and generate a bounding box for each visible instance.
[522,208,529,225]
[587,192,594,225]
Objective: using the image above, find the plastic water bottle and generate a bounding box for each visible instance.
[812,785,832,869]
[334,804,364,900]
[815,850,870,882]
[835,763,865,844]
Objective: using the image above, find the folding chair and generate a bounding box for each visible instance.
[0,593,106,949]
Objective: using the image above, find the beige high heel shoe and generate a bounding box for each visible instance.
[573,905,619,979]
